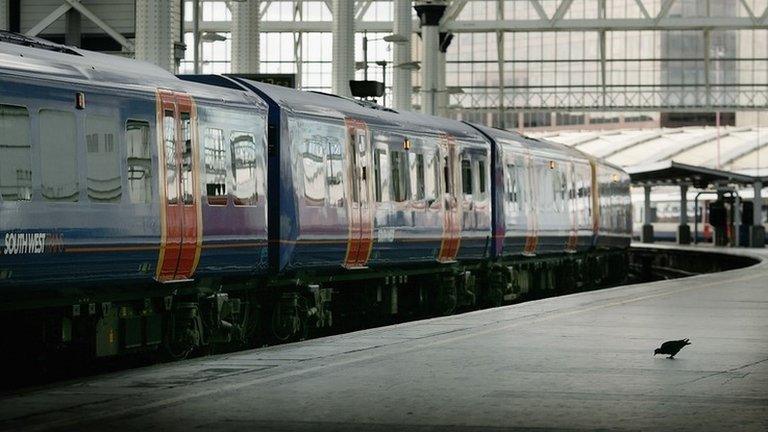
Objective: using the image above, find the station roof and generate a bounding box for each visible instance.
[530,126,768,187]
[624,161,757,187]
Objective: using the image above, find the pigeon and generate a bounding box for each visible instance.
[654,338,691,359]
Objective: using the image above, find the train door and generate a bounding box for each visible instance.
[156,90,202,282]
[343,118,373,268]
[438,134,460,262]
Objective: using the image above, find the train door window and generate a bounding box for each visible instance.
[415,153,426,200]
[505,164,517,205]
[443,156,452,195]
[40,109,78,202]
[179,112,194,205]
[477,159,487,199]
[230,131,258,206]
[204,128,227,205]
[424,151,438,202]
[163,110,178,204]
[126,120,152,204]
[85,115,121,203]
[461,158,473,196]
[326,136,344,206]
[0,105,32,201]
[390,150,409,202]
[374,148,384,202]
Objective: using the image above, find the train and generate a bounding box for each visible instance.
[0,32,632,360]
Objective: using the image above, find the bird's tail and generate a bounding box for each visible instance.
[684,338,691,345]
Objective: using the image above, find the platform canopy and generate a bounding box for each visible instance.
[626,160,758,188]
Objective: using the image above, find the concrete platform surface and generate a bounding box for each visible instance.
[1,246,767,432]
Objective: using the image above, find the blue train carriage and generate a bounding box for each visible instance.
[0,34,271,357]
[225,78,492,274]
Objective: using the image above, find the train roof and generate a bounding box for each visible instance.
[0,32,263,109]
[228,77,487,143]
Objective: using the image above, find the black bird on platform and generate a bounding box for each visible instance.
[654,338,691,359]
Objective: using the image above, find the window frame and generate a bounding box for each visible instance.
[0,104,32,202]
[125,119,153,205]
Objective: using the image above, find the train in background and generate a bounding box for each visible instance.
[0,32,631,361]
[632,188,768,244]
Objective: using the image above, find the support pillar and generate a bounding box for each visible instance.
[64,8,81,47]
[331,0,354,97]
[436,32,453,117]
[135,0,175,71]
[393,0,412,111]
[642,185,654,243]
[231,0,260,74]
[415,1,446,116]
[734,195,742,247]
[750,181,765,247]
[677,184,691,244]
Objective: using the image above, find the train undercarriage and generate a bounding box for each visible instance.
[0,250,628,377]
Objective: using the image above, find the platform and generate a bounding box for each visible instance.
[1,245,767,432]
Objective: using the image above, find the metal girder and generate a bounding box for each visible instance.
[442,17,768,32]
[551,0,574,23]
[65,0,134,50]
[634,0,651,20]
[528,0,549,21]
[355,0,373,20]
[441,0,470,25]
[738,0,757,22]
[26,0,133,50]
[761,5,768,24]
[655,0,676,23]
[26,3,71,36]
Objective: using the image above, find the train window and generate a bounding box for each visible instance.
[180,112,194,205]
[40,109,78,202]
[415,153,426,200]
[0,105,32,201]
[461,159,473,195]
[230,131,258,206]
[326,136,344,206]
[126,120,152,204]
[163,110,178,204]
[205,128,227,205]
[390,150,409,202]
[86,115,121,203]
[300,134,326,206]
[477,159,487,197]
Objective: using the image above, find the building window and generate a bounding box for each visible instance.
[40,109,78,202]
[205,128,227,205]
[461,158,473,195]
[86,115,121,203]
[230,131,258,206]
[126,120,152,204]
[0,105,31,201]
